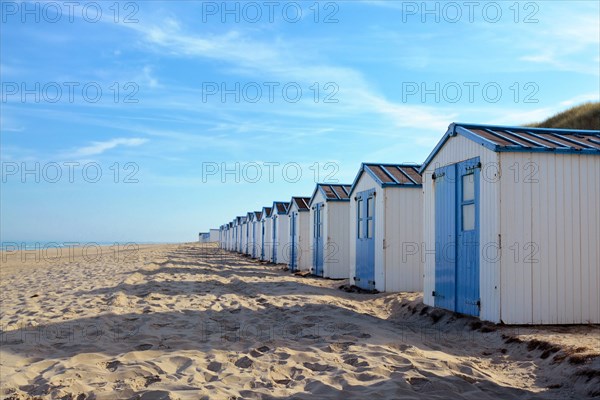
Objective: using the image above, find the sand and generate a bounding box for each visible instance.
[1,242,598,399]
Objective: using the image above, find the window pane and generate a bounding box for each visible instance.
[357,200,362,219]
[463,173,474,201]
[358,220,363,239]
[462,203,475,231]
[367,197,374,217]
[367,219,373,238]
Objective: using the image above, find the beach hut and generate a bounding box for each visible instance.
[209,229,220,243]
[198,232,210,243]
[308,184,352,278]
[250,211,262,258]
[227,222,234,251]
[219,225,224,248]
[235,216,246,253]
[421,122,600,324]
[244,212,255,255]
[348,163,423,292]
[287,197,311,272]
[271,201,290,264]
[259,207,273,261]
[221,225,228,249]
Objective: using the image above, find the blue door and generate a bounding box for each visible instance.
[434,164,457,311]
[290,212,297,271]
[355,189,375,290]
[247,223,251,254]
[251,222,256,258]
[313,203,324,276]
[260,221,265,260]
[272,216,278,263]
[434,158,480,317]
[456,159,480,316]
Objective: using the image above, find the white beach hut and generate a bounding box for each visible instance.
[219,225,225,248]
[244,212,255,255]
[244,215,252,255]
[259,207,273,262]
[209,229,219,243]
[227,221,234,251]
[271,201,290,264]
[287,197,311,272]
[235,216,246,253]
[421,123,600,324]
[348,163,423,292]
[249,211,262,259]
[308,184,352,278]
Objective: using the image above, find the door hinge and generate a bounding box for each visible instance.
[498,234,501,249]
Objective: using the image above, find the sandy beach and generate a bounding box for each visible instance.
[1,242,598,399]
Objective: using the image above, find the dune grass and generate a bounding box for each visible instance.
[527,102,600,130]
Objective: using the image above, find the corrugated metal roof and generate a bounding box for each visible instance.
[309,183,352,206]
[348,163,422,196]
[272,201,289,215]
[421,123,600,172]
[364,164,423,185]
[291,196,310,211]
[261,207,272,219]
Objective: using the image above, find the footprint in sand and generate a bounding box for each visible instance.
[207,361,222,372]
[250,346,270,357]
[234,356,253,368]
[103,360,122,372]
[303,362,335,372]
[343,356,369,368]
[289,367,305,381]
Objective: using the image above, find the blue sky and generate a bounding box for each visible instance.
[1,0,599,243]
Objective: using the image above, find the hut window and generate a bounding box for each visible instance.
[366,197,374,238]
[357,199,363,238]
[462,172,475,231]
[318,207,323,237]
[463,204,475,231]
[462,173,474,201]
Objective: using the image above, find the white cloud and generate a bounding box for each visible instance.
[0,114,25,133]
[122,18,454,132]
[559,93,600,107]
[73,138,147,157]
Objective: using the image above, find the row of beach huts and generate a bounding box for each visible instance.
[212,122,600,325]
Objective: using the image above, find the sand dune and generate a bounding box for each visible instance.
[1,243,598,399]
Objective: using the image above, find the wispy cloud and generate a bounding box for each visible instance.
[122,17,455,132]
[72,138,148,157]
[517,5,599,75]
[0,114,25,133]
